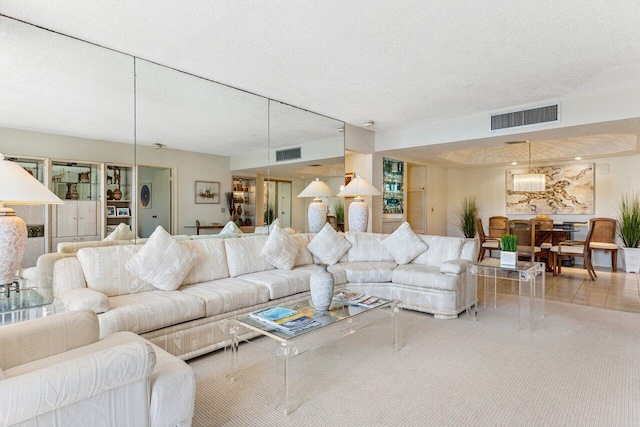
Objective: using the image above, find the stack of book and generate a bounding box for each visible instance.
[249,306,321,334]
[333,291,386,307]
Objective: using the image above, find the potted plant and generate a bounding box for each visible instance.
[263,206,276,226]
[617,193,640,273]
[334,202,344,225]
[457,197,479,238]
[500,234,518,267]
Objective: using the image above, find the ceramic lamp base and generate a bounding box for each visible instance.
[308,200,327,233]
[0,210,27,284]
[348,199,368,232]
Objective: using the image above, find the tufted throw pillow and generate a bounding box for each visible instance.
[261,223,298,270]
[219,221,244,235]
[307,223,352,265]
[382,222,428,265]
[126,226,199,291]
[104,222,135,241]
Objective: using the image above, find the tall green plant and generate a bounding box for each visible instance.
[500,234,517,252]
[263,206,276,226]
[457,197,479,238]
[617,193,640,248]
[334,202,344,224]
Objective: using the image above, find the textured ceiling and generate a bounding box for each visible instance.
[1,2,639,164]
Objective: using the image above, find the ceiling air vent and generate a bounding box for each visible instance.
[276,147,301,162]
[491,104,558,130]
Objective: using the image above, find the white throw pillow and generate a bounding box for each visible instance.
[219,221,244,235]
[261,223,298,270]
[126,226,199,291]
[104,222,135,241]
[382,222,428,265]
[307,223,352,265]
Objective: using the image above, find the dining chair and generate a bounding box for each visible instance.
[587,217,618,271]
[532,217,554,271]
[488,216,509,239]
[550,219,597,280]
[507,219,542,263]
[476,218,500,262]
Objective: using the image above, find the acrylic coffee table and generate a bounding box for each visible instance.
[228,297,402,414]
[0,287,57,325]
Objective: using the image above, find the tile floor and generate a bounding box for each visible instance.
[480,264,640,314]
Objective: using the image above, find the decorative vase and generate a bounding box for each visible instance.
[621,247,640,273]
[70,183,79,200]
[65,183,72,200]
[112,187,122,200]
[310,264,335,311]
[500,251,517,267]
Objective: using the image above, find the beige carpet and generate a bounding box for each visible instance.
[188,294,640,426]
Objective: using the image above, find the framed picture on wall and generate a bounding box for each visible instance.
[345,172,355,186]
[106,205,116,217]
[195,181,220,204]
[140,183,152,209]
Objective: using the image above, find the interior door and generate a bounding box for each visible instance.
[138,166,172,237]
[407,189,426,234]
[277,181,292,228]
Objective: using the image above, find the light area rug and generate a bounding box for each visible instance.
[188,294,640,426]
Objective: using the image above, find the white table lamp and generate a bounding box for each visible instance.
[0,154,63,291]
[297,178,335,233]
[337,175,381,232]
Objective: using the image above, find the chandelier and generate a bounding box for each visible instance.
[513,141,546,192]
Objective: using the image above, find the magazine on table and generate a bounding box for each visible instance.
[249,306,321,334]
[333,290,387,308]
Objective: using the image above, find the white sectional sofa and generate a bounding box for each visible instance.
[50,225,477,360]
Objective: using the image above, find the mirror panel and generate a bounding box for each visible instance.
[134,60,269,237]
[267,101,345,233]
[0,17,134,266]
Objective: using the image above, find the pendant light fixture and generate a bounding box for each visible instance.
[513,140,546,192]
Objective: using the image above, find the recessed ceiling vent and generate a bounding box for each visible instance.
[491,104,558,130]
[276,147,301,162]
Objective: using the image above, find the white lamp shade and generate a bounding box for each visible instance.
[337,176,381,197]
[0,154,63,205]
[297,178,335,198]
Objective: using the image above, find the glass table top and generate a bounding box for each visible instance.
[475,257,537,271]
[237,298,393,341]
[0,288,52,314]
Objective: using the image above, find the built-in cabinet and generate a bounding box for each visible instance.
[105,164,134,236]
[232,176,256,228]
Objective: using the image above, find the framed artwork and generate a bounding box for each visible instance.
[116,207,130,217]
[140,183,152,209]
[106,205,116,217]
[195,181,220,204]
[506,163,595,214]
[345,172,355,186]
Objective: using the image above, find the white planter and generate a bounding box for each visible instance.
[500,251,518,267]
[621,247,640,273]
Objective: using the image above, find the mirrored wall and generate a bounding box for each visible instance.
[0,16,344,267]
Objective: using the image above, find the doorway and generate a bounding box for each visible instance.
[264,179,292,228]
[137,165,173,237]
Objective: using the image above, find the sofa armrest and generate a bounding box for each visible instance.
[52,256,88,299]
[0,341,155,426]
[0,310,99,370]
[59,288,110,314]
[440,259,472,275]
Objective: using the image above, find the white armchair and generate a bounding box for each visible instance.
[0,310,195,427]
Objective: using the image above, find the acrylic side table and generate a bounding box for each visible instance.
[0,287,57,325]
[466,258,545,331]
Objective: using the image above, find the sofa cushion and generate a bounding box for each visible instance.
[181,239,230,286]
[440,259,471,275]
[77,245,156,297]
[290,234,314,267]
[224,235,274,277]
[329,262,397,283]
[392,264,461,291]
[180,277,270,317]
[219,221,244,235]
[411,235,465,266]
[345,232,394,262]
[100,290,205,337]
[381,222,428,264]
[261,223,298,270]
[307,223,351,265]
[126,226,199,291]
[104,222,136,241]
[237,269,313,300]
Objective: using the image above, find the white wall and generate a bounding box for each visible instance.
[445,153,640,267]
